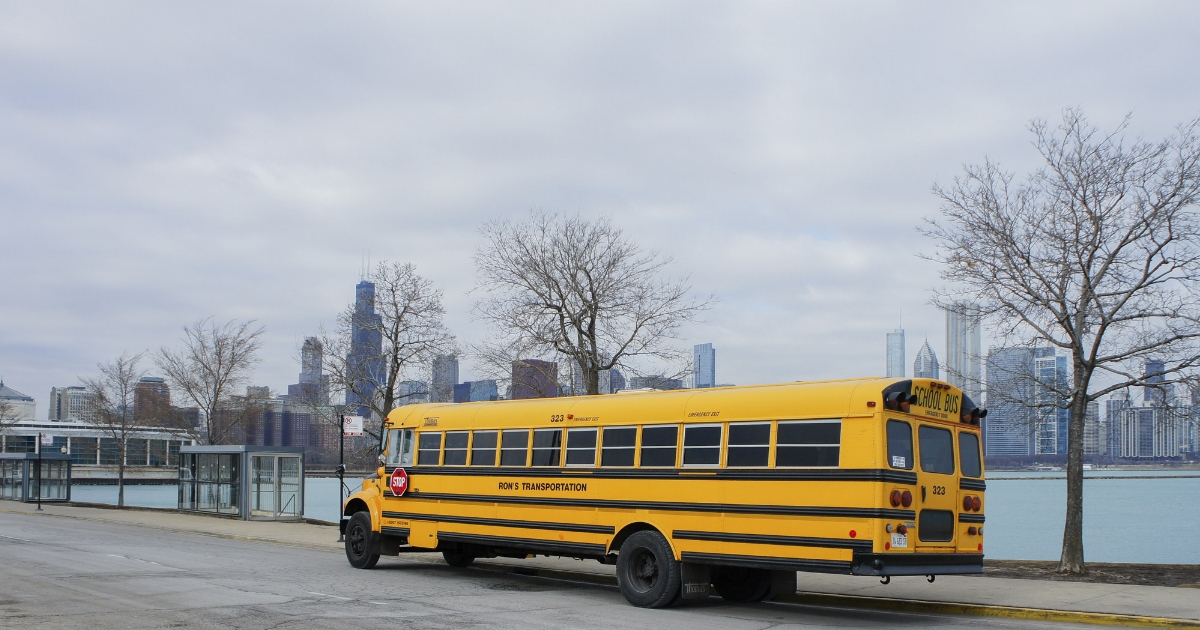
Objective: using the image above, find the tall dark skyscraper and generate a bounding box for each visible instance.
[693,343,716,388]
[346,280,383,417]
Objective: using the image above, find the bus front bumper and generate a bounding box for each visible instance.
[851,552,983,576]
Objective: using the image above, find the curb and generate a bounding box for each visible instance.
[472,561,1200,628]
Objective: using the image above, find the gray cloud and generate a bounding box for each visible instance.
[2,1,1198,412]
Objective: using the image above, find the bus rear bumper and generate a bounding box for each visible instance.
[851,553,983,576]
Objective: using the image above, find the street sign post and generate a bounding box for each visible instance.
[342,416,364,437]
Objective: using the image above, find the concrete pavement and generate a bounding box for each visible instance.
[2,501,1197,626]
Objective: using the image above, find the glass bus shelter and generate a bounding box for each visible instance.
[178,445,304,521]
[0,452,71,503]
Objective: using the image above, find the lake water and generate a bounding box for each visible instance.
[68,471,1200,564]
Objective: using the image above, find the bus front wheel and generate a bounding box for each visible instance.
[711,566,772,602]
[616,530,681,608]
[344,511,380,569]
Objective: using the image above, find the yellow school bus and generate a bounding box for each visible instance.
[341,377,987,607]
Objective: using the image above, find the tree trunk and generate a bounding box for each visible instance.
[586,364,600,395]
[1058,370,1089,573]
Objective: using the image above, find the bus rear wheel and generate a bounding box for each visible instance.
[712,566,772,602]
[616,530,681,608]
[442,549,476,568]
[344,511,380,569]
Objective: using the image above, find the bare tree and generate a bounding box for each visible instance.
[157,318,265,445]
[0,398,20,435]
[924,109,1200,573]
[321,262,455,456]
[81,352,155,507]
[474,213,713,395]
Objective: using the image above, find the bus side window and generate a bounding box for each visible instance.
[959,432,982,478]
[683,424,722,467]
[531,429,562,466]
[566,428,598,466]
[886,420,913,469]
[601,427,636,466]
[443,431,469,466]
[776,420,840,467]
[639,425,678,467]
[501,430,529,467]
[727,422,770,467]
[417,432,442,465]
[471,430,499,466]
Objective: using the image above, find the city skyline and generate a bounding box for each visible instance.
[6,5,1198,421]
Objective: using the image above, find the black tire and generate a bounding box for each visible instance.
[344,511,380,569]
[442,549,476,568]
[711,566,772,602]
[616,530,681,608]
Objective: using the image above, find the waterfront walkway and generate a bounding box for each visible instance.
[2,501,1197,627]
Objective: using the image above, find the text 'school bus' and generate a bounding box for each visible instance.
[341,377,987,608]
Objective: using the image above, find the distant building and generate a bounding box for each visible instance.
[1105,391,1132,457]
[629,375,684,390]
[346,280,384,417]
[913,340,939,380]
[511,359,558,399]
[134,377,170,419]
[599,367,625,394]
[945,303,982,403]
[1034,347,1070,455]
[431,355,460,403]
[1118,405,1188,459]
[693,343,716,389]
[287,337,329,405]
[1,381,36,421]
[453,380,499,403]
[1142,359,1174,405]
[1083,400,1102,455]
[396,380,429,405]
[886,329,905,378]
[48,385,93,422]
[984,347,1036,456]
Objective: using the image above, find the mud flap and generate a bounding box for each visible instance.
[767,570,797,599]
[680,562,712,600]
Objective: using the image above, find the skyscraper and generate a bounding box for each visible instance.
[1083,400,1101,455]
[1105,391,1131,457]
[945,303,982,403]
[984,346,1035,456]
[48,385,94,422]
[1142,359,1173,405]
[886,329,905,378]
[346,279,383,417]
[134,377,170,419]
[431,355,460,403]
[1033,346,1070,455]
[693,343,716,389]
[288,337,329,405]
[913,340,939,379]
[512,359,558,399]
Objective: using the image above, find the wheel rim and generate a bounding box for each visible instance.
[628,548,660,592]
[349,524,367,558]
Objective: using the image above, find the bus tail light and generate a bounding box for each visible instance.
[901,490,912,508]
[890,490,902,507]
[896,524,907,535]
[971,497,982,511]
[963,496,972,511]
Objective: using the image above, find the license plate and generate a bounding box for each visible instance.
[891,533,908,549]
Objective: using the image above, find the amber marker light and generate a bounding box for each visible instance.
[972,497,982,511]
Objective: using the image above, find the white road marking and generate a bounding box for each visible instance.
[0,534,32,542]
[307,591,353,600]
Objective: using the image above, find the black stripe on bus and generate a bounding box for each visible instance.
[389,466,918,485]
[380,526,410,538]
[382,511,615,534]
[958,513,985,523]
[672,530,872,552]
[959,478,987,491]
[437,532,607,557]
[403,491,916,520]
[680,551,852,575]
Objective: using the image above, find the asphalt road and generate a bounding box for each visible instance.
[0,511,1096,629]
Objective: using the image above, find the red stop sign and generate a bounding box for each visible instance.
[389,468,408,497]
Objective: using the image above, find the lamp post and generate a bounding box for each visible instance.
[35,433,43,511]
[337,414,345,542]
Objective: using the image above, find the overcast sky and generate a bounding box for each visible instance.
[3,2,1199,415]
